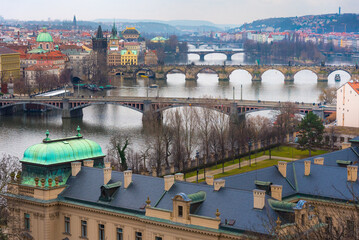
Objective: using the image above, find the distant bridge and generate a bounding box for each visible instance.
[112,64,359,82]
[186,49,244,61]
[0,96,335,120]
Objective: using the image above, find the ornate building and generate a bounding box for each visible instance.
[107,22,121,67]
[121,27,140,41]
[2,128,359,240]
[35,28,54,51]
[120,49,138,66]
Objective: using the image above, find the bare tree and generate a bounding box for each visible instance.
[318,86,337,104]
[0,154,21,240]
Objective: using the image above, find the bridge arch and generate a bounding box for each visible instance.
[293,69,318,83]
[261,69,285,82]
[229,69,253,82]
[156,104,232,116]
[70,102,144,114]
[203,52,227,61]
[165,68,186,76]
[0,102,63,111]
[195,67,219,78]
[328,69,352,83]
[134,68,156,78]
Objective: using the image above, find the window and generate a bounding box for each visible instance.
[155,237,162,240]
[301,214,305,225]
[178,206,183,217]
[325,216,332,233]
[81,220,87,238]
[64,217,70,234]
[347,220,355,237]
[99,224,105,240]
[135,231,142,240]
[117,228,123,240]
[24,213,30,231]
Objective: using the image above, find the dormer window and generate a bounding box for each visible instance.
[178,206,183,217]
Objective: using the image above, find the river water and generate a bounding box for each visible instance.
[0,53,354,158]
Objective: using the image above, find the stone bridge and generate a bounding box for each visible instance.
[112,64,359,82]
[0,96,335,121]
[187,50,244,61]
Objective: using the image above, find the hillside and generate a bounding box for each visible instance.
[229,13,359,33]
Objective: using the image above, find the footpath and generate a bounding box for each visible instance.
[185,155,297,182]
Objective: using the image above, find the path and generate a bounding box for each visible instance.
[185,155,298,182]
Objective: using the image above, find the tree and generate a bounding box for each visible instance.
[274,102,300,144]
[318,87,337,104]
[0,154,21,240]
[297,112,324,156]
[107,133,130,171]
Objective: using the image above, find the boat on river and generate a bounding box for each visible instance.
[335,74,341,82]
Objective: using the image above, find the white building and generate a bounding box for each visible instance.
[337,81,359,128]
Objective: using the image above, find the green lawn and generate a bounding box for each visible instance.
[270,146,328,159]
[184,145,328,179]
[212,159,289,179]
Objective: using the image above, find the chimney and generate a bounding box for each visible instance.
[124,170,132,188]
[214,179,225,191]
[164,175,175,191]
[104,167,112,185]
[347,165,358,182]
[71,162,81,176]
[278,161,287,178]
[206,175,214,186]
[84,160,94,167]
[314,157,324,165]
[271,185,283,201]
[253,189,266,209]
[104,161,111,169]
[175,173,184,181]
[304,160,311,176]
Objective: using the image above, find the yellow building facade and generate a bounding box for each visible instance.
[0,47,21,82]
[121,50,138,65]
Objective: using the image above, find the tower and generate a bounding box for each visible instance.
[73,15,77,27]
[92,25,108,84]
[339,7,341,15]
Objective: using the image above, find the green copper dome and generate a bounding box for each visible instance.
[36,28,53,42]
[21,134,105,166]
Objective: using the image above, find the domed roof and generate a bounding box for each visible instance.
[21,131,105,165]
[122,27,140,35]
[36,28,53,42]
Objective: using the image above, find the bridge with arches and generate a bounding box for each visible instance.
[0,96,335,121]
[112,64,359,82]
[187,49,244,61]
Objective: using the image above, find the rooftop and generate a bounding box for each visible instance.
[21,128,105,166]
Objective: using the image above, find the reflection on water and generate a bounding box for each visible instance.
[0,54,353,158]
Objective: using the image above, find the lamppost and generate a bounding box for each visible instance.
[196,150,200,183]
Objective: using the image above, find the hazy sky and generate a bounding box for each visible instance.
[1,0,358,25]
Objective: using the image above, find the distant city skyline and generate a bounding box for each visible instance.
[1,0,358,25]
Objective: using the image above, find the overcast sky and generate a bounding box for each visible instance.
[1,0,358,25]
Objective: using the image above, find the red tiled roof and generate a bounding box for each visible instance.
[0,46,19,55]
[348,82,359,95]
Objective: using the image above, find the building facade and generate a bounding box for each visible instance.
[3,130,359,240]
[121,49,138,66]
[0,46,20,82]
[337,81,359,128]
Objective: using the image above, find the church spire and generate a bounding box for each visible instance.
[111,21,117,38]
[96,25,103,39]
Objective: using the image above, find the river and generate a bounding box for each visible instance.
[0,53,354,158]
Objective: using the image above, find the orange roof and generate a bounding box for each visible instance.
[348,82,359,95]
